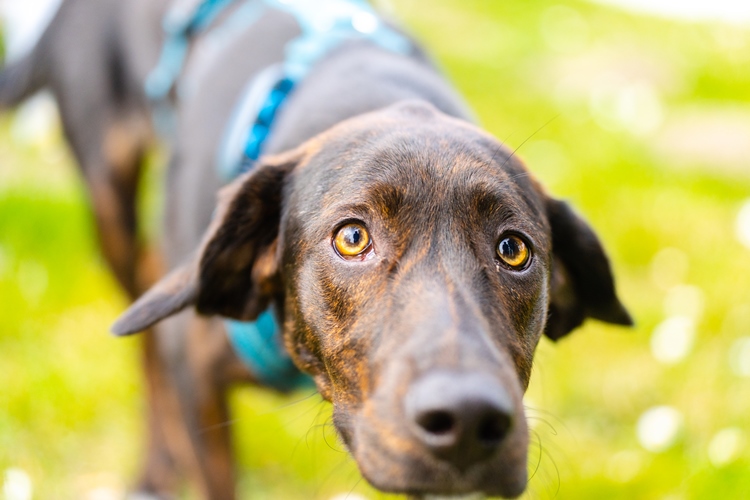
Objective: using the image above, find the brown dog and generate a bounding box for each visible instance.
[114,101,632,497]
[2,0,631,497]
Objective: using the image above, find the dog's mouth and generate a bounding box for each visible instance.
[329,371,530,499]
[348,423,529,499]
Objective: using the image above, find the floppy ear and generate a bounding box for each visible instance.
[544,197,633,341]
[111,150,303,336]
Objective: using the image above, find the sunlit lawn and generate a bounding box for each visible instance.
[1,0,749,498]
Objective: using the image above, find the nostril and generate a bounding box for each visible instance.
[405,371,517,469]
[417,410,456,436]
[477,412,512,446]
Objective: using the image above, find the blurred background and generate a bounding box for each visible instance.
[1,0,749,498]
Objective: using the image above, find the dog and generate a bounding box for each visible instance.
[0,0,633,498]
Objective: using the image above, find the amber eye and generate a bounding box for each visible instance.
[334,223,371,257]
[497,234,530,269]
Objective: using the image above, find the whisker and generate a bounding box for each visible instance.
[269,389,321,413]
[345,475,365,499]
[546,444,562,499]
[537,436,563,499]
[200,417,242,433]
[524,404,571,437]
[199,389,320,433]
[312,454,356,498]
[288,400,330,460]
[280,394,328,428]
[525,405,569,500]
[322,419,345,453]
[505,170,534,184]
[527,429,545,483]
[485,126,518,168]
[500,114,560,170]
[525,415,559,436]
[307,401,333,448]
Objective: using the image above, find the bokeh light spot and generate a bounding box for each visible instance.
[708,428,745,467]
[729,337,750,378]
[589,81,663,136]
[651,316,696,364]
[75,472,124,500]
[3,468,33,500]
[523,396,541,430]
[11,94,59,146]
[637,406,683,452]
[352,11,378,34]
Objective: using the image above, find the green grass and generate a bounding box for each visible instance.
[2,0,750,498]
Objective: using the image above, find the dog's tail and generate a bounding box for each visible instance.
[0,0,62,111]
[0,51,48,109]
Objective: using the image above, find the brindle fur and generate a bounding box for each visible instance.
[2,1,631,498]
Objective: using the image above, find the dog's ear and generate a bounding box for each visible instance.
[544,197,633,341]
[111,149,303,336]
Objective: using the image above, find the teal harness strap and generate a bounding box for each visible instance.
[225,312,310,391]
[222,0,411,391]
[146,0,266,135]
[219,0,412,179]
[146,0,236,102]
[223,0,412,390]
[149,0,411,392]
[220,0,410,391]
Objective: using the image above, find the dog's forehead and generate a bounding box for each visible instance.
[289,109,543,223]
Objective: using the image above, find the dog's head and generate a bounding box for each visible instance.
[113,101,631,498]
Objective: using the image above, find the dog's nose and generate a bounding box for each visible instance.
[404,372,515,471]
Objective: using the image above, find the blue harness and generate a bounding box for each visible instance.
[148,0,411,391]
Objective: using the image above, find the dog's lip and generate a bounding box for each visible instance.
[348,405,529,499]
[353,447,526,499]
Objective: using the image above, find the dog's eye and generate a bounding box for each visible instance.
[497,234,530,269]
[334,223,371,257]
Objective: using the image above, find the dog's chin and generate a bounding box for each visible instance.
[355,455,528,499]
[342,422,529,499]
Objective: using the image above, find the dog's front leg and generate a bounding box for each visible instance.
[132,313,238,500]
[132,328,180,498]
